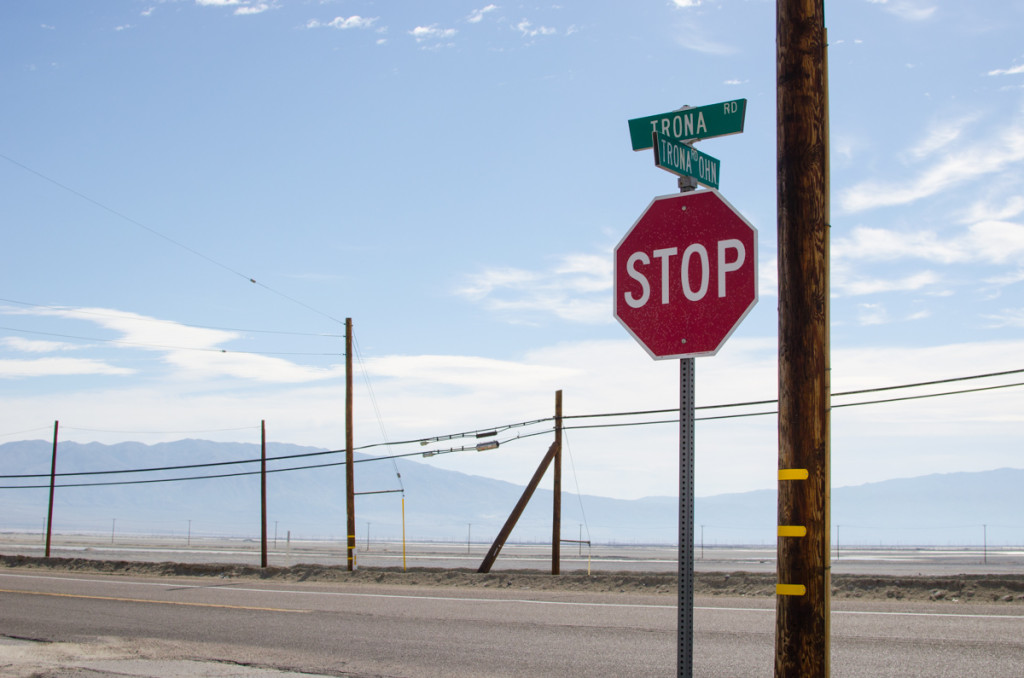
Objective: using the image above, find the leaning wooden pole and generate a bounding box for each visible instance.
[775,0,831,676]
[551,390,562,575]
[45,420,58,559]
[478,441,559,574]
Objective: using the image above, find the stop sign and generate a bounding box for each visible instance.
[614,189,757,359]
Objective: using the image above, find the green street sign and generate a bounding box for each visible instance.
[652,132,720,189]
[628,99,746,151]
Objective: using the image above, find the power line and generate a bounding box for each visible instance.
[0,434,531,489]
[353,330,404,494]
[562,367,1024,421]
[562,381,1024,433]
[0,152,346,327]
[1,369,1019,486]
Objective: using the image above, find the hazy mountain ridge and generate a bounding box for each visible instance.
[1,440,1021,545]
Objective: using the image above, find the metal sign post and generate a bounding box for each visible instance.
[678,357,695,677]
[620,99,752,678]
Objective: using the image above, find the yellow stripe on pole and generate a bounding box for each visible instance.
[778,525,807,537]
[778,469,809,480]
[776,584,807,596]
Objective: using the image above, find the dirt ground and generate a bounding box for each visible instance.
[4,554,1024,604]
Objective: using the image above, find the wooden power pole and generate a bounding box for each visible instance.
[346,318,356,571]
[261,420,268,568]
[551,390,562,575]
[775,1,830,676]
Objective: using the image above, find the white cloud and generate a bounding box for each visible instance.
[905,115,978,161]
[4,307,344,384]
[196,0,240,6]
[409,24,457,43]
[840,120,1024,213]
[1,337,77,353]
[0,357,134,378]
[960,196,1024,225]
[235,3,270,16]
[984,308,1024,328]
[467,5,498,24]
[833,222,1024,266]
[988,64,1024,77]
[672,0,702,7]
[856,302,889,326]
[308,16,377,30]
[867,0,937,21]
[837,270,941,297]
[515,20,556,38]
[457,252,612,324]
[674,29,736,56]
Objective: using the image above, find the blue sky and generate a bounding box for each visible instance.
[2,0,1023,500]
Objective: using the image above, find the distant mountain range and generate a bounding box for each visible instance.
[1,439,1021,546]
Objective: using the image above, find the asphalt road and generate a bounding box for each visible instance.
[2,570,1022,677]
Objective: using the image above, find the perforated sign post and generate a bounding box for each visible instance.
[614,187,757,677]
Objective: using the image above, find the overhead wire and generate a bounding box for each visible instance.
[353,330,404,494]
[0,433,533,489]
[0,153,346,327]
[0,367,1019,487]
[562,430,592,551]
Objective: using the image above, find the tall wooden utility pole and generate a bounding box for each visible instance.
[551,390,562,575]
[261,420,268,568]
[345,318,356,571]
[775,1,830,676]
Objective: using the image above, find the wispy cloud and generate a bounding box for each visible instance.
[4,307,344,384]
[409,24,457,44]
[905,115,979,161]
[988,63,1024,77]
[671,0,702,7]
[672,20,736,55]
[984,308,1024,328]
[0,357,135,379]
[196,0,275,16]
[866,0,937,21]
[837,270,941,297]
[467,5,498,24]
[1,337,78,353]
[307,16,377,30]
[235,3,270,16]
[839,118,1024,213]
[457,252,612,324]
[833,222,1024,266]
[514,20,556,38]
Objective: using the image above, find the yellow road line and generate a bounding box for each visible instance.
[0,588,309,613]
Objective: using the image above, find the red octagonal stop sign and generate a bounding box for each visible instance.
[614,189,757,359]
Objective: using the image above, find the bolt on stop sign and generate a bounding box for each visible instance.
[614,189,757,359]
